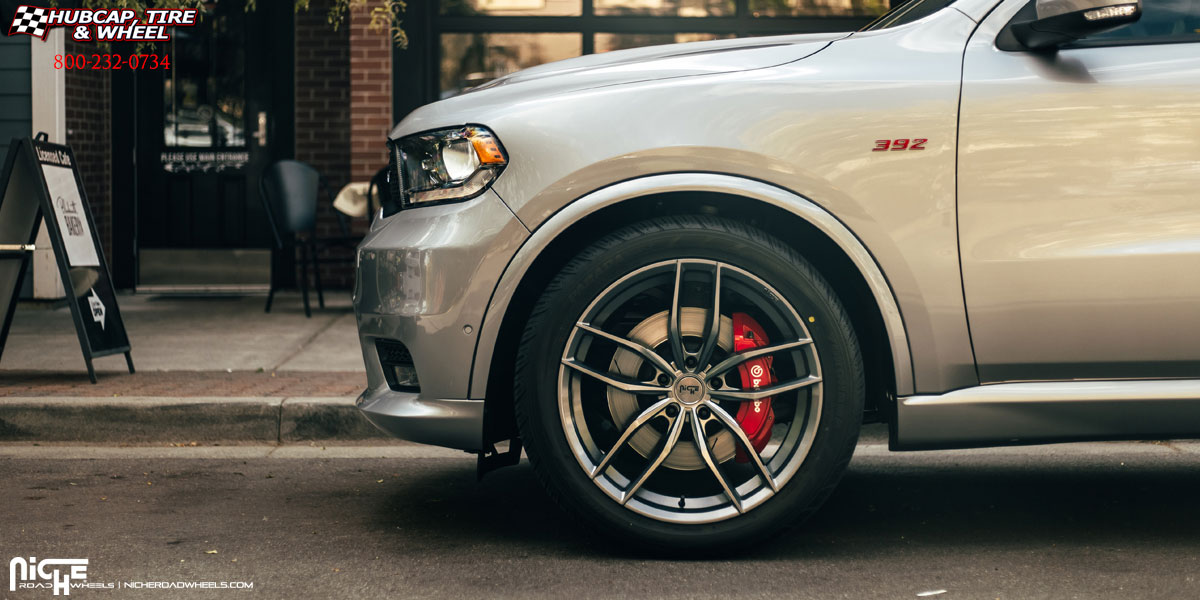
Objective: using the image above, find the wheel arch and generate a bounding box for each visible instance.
[475,173,913,446]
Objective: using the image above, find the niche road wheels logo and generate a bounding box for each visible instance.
[9,557,88,596]
[8,556,254,594]
[7,5,196,42]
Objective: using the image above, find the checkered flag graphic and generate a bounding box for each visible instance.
[8,6,50,39]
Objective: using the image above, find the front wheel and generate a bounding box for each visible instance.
[514,216,864,552]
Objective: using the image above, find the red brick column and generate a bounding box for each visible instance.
[294,2,392,289]
[349,6,393,185]
[293,3,393,288]
[295,1,350,193]
[294,1,353,287]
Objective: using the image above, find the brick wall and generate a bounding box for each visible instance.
[63,39,113,263]
[349,6,393,184]
[293,2,391,289]
[294,0,353,287]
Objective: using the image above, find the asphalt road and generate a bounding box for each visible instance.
[3,439,1200,600]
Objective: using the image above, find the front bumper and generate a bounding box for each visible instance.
[356,387,485,451]
[353,190,529,451]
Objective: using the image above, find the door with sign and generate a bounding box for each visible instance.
[132,0,293,291]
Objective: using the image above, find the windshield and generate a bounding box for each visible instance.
[860,0,958,30]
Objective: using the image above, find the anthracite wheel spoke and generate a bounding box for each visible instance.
[575,322,675,376]
[561,358,672,395]
[590,397,674,480]
[708,374,822,402]
[621,412,686,505]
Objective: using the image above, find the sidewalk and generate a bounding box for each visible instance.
[0,292,391,444]
[2,292,364,376]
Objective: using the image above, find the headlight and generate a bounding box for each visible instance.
[385,125,508,215]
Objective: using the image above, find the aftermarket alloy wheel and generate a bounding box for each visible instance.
[515,216,864,551]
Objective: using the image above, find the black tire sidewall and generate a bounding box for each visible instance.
[515,216,864,552]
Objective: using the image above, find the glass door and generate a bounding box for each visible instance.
[134,0,283,292]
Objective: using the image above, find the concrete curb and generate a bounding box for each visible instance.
[0,396,390,443]
[0,397,895,445]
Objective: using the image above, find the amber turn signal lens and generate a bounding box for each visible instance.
[470,136,506,165]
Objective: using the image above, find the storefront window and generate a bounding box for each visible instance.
[593,0,735,16]
[441,0,582,16]
[595,32,734,52]
[440,33,583,98]
[425,0,888,104]
[162,5,245,148]
[748,0,889,17]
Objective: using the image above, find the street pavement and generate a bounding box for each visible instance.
[5,294,1200,599]
[4,438,1200,600]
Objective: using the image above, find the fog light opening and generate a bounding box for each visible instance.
[376,339,421,392]
[390,364,421,390]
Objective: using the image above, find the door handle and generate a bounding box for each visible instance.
[254,111,268,146]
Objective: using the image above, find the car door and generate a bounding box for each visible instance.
[956,0,1200,382]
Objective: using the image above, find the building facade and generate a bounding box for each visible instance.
[4,0,887,296]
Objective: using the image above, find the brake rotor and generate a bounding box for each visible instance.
[608,307,735,471]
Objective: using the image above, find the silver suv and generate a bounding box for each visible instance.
[354,0,1200,551]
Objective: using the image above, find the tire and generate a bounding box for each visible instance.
[514,215,864,553]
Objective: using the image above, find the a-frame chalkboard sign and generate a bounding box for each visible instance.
[0,134,133,383]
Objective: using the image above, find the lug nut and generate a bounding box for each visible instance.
[684,356,698,369]
[698,406,712,419]
[709,377,722,389]
[657,374,671,386]
[666,404,680,418]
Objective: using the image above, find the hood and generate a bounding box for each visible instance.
[476,31,849,92]
[391,31,849,139]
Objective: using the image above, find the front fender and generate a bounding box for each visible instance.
[470,172,915,398]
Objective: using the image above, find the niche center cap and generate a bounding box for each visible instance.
[674,376,705,405]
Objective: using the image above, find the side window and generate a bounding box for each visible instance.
[1073,0,1200,45]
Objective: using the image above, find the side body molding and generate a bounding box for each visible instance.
[895,380,1200,449]
[469,173,915,399]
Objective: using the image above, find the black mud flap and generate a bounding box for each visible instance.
[477,438,523,481]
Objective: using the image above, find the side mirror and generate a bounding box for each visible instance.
[1011,0,1142,49]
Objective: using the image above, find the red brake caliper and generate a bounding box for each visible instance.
[731,313,775,463]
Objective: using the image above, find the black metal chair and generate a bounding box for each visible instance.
[259,160,353,318]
